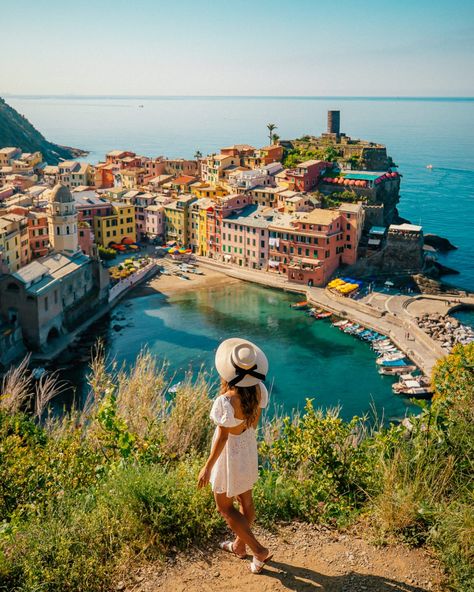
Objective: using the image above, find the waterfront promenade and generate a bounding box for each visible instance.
[196,257,462,377]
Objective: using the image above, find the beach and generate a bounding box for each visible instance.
[132,263,240,297]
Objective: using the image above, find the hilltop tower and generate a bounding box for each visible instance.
[327,110,340,136]
[47,183,79,254]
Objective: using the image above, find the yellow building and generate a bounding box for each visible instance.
[120,168,146,189]
[190,181,228,200]
[188,197,213,254]
[93,202,136,247]
[163,194,196,246]
[0,215,25,272]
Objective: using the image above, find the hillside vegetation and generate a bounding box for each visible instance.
[0,344,472,592]
[0,97,85,164]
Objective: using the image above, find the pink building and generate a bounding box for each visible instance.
[207,194,251,259]
[74,193,113,224]
[284,160,330,192]
[268,204,364,286]
[221,205,270,269]
[144,205,165,239]
[78,222,95,256]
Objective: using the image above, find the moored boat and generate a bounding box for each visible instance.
[376,352,406,364]
[291,300,309,310]
[378,364,417,376]
[316,311,332,319]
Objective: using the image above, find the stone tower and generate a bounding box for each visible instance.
[48,183,79,255]
[327,110,340,136]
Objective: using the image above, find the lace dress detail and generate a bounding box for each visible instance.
[209,384,269,498]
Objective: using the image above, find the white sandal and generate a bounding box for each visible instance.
[249,552,273,574]
[219,540,246,559]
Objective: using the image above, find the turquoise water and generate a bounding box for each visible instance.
[94,283,415,422]
[8,95,474,291]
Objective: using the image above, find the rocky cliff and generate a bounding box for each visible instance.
[0,97,87,164]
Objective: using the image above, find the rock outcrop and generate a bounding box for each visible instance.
[0,97,87,164]
[416,312,474,351]
[424,234,458,252]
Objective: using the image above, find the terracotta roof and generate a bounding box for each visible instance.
[173,175,196,185]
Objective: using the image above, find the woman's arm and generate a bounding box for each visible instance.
[197,426,229,488]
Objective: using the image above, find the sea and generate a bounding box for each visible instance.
[6,96,474,419]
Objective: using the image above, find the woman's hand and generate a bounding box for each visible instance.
[197,464,211,489]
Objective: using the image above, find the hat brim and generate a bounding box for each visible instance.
[215,338,268,388]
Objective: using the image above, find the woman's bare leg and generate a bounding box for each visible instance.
[233,490,256,556]
[215,491,267,559]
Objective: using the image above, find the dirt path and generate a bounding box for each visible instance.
[123,524,444,592]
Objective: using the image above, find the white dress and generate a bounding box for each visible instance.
[209,383,269,498]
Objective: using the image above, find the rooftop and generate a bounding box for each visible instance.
[299,209,341,225]
[389,223,422,233]
[12,251,90,295]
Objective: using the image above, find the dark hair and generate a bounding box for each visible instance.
[221,379,260,427]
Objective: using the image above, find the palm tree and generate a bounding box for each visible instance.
[194,150,202,160]
[272,133,280,145]
[267,123,277,146]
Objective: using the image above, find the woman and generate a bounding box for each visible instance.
[198,338,272,574]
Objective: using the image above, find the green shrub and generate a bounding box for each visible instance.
[0,458,221,592]
[98,245,116,261]
[430,497,474,592]
[0,411,103,523]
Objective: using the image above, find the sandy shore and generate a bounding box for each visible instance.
[132,263,240,297]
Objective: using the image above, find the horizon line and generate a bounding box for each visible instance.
[3,93,474,101]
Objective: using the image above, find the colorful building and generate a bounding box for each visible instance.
[0,214,27,272]
[190,181,228,199]
[7,206,49,259]
[221,205,271,269]
[207,193,251,259]
[284,160,329,192]
[93,202,136,247]
[268,205,363,286]
[144,205,165,240]
[163,194,196,246]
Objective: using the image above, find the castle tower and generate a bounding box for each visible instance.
[327,110,340,136]
[47,183,79,255]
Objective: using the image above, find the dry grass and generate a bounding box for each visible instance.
[0,355,33,413]
[163,373,213,457]
[115,350,168,438]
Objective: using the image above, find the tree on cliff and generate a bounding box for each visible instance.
[0,97,85,165]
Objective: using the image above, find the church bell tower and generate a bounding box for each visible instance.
[47,183,79,254]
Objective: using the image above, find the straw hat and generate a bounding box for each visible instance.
[215,338,268,388]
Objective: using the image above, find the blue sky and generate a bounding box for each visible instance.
[1,0,473,96]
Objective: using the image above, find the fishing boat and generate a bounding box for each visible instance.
[392,376,433,398]
[291,301,309,310]
[332,320,349,328]
[378,364,417,376]
[316,311,332,319]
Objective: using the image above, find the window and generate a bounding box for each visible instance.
[346,235,350,241]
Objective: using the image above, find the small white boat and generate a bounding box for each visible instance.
[332,320,349,328]
[426,164,433,169]
[376,352,406,365]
